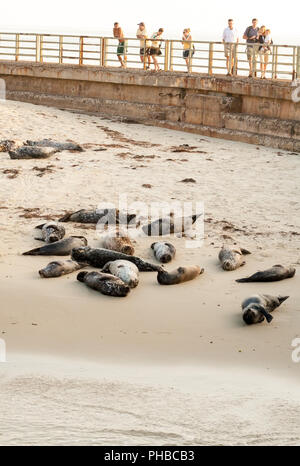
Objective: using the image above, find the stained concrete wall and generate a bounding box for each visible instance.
[0,61,299,151]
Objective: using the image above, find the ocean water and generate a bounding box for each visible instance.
[1,358,300,446]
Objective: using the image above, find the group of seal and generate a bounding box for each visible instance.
[217,244,295,325]
[0,138,84,159]
[20,208,296,316]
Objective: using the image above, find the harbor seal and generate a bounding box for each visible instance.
[0,140,23,153]
[26,139,84,152]
[157,265,204,285]
[219,246,251,271]
[23,236,87,256]
[102,232,135,256]
[77,271,130,297]
[59,208,136,225]
[102,260,139,288]
[9,146,58,159]
[39,260,86,278]
[236,265,296,283]
[151,242,176,263]
[142,214,202,236]
[242,294,289,325]
[72,247,162,272]
[35,222,66,243]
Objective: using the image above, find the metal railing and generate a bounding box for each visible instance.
[0,32,299,80]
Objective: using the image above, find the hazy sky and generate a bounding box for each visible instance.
[1,0,300,43]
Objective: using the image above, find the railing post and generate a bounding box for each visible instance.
[233,43,238,76]
[208,42,213,75]
[15,34,20,62]
[164,40,169,72]
[59,35,63,64]
[143,39,147,70]
[274,45,278,79]
[101,38,107,67]
[79,36,84,66]
[252,44,257,77]
[297,46,300,79]
[169,41,174,71]
[38,35,43,63]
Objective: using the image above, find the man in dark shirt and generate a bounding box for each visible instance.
[243,18,259,77]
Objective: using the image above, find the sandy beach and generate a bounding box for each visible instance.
[0,99,300,446]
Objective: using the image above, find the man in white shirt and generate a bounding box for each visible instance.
[222,19,239,76]
[136,22,151,69]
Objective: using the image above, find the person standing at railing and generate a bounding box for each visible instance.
[258,27,272,79]
[182,29,195,72]
[136,22,151,69]
[243,18,259,78]
[222,19,239,76]
[149,28,164,71]
[113,22,127,68]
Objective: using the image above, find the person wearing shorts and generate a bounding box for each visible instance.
[243,18,259,77]
[258,27,272,79]
[149,28,164,71]
[182,29,194,72]
[113,22,127,68]
[136,22,151,69]
[222,19,239,76]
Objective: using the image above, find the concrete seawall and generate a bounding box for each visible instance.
[0,61,299,151]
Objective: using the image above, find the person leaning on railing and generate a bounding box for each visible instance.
[113,22,127,68]
[222,19,239,76]
[182,28,195,72]
[243,18,259,78]
[136,22,151,69]
[258,27,273,79]
[149,28,164,72]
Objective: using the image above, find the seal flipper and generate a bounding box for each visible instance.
[59,212,73,222]
[258,307,274,323]
[35,223,46,230]
[23,246,45,256]
[278,296,289,305]
[240,248,251,255]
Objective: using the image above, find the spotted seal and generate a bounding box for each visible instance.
[237,265,296,283]
[0,140,23,153]
[35,222,66,243]
[72,247,162,272]
[157,265,204,285]
[242,294,289,325]
[9,146,58,159]
[219,246,251,271]
[77,271,130,297]
[39,260,86,278]
[59,208,136,225]
[102,260,139,288]
[26,139,84,152]
[102,232,135,256]
[142,214,202,236]
[23,236,87,256]
[151,242,176,263]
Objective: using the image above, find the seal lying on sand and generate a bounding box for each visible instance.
[242,294,289,325]
[0,140,23,153]
[23,236,87,256]
[142,214,202,236]
[9,146,58,159]
[237,265,296,283]
[39,260,86,278]
[72,247,162,272]
[219,246,251,271]
[102,260,139,288]
[102,233,135,256]
[26,139,84,152]
[35,222,66,243]
[59,209,136,225]
[77,271,130,297]
[151,242,176,263]
[157,265,204,285]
